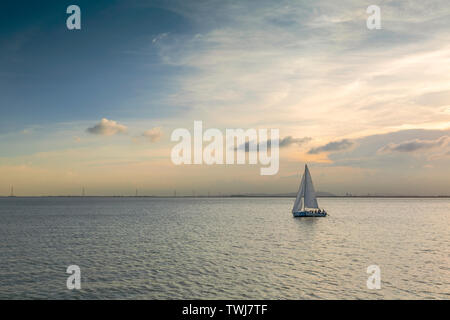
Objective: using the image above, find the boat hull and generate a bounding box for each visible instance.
[293,211,327,217]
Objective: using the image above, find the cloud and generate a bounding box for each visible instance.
[152,33,169,44]
[279,136,312,148]
[428,150,450,160]
[152,0,450,139]
[308,139,354,154]
[86,118,127,136]
[236,136,311,152]
[379,135,450,153]
[414,90,450,107]
[142,127,162,142]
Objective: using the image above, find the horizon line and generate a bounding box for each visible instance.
[2,195,450,198]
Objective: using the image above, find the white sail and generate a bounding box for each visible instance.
[303,165,319,209]
[292,164,319,212]
[292,173,305,213]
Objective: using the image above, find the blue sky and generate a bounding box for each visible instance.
[1,0,450,196]
[0,0,191,132]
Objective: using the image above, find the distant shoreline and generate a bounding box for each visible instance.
[1,195,450,198]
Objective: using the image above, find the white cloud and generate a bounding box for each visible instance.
[86,118,128,136]
[152,32,169,44]
[142,127,162,142]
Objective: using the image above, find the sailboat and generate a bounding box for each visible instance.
[292,164,327,217]
[8,185,16,198]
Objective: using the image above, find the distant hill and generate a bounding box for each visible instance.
[230,191,335,197]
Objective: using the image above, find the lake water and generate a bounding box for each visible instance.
[0,197,448,299]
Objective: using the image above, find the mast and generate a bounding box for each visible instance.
[10,185,14,197]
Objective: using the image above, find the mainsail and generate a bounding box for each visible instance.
[292,165,319,212]
[303,165,319,209]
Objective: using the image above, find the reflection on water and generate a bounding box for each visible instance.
[0,197,449,299]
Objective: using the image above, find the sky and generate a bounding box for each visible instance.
[1,0,450,196]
